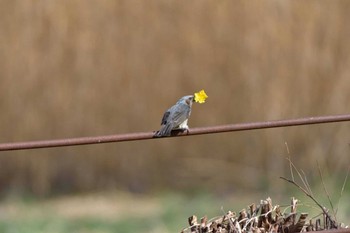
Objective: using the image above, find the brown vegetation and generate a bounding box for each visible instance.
[0,1,350,196]
[181,197,348,233]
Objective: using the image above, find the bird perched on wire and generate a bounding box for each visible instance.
[155,95,194,137]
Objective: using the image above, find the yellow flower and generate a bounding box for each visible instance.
[194,89,208,103]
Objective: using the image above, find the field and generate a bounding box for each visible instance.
[0,1,350,231]
[0,193,248,233]
[1,0,350,195]
[0,190,349,233]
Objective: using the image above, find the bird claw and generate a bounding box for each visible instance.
[181,128,190,135]
[153,131,164,138]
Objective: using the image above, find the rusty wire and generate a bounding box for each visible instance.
[1,114,350,151]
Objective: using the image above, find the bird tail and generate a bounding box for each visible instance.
[155,123,173,137]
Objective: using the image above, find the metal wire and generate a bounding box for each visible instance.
[1,114,350,151]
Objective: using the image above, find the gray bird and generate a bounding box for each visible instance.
[155,95,194,137]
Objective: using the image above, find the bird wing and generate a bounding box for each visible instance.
[171,104,191,127]
[160,111,171,125]
[156,110,173,137]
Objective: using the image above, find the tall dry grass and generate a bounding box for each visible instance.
[0,0,350,196]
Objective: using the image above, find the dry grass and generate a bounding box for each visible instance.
[1,192,348,233]
[0,1,350,195]
[0,192,262,233]
[1,192,160,221]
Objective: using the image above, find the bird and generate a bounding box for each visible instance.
[155,95,194,137]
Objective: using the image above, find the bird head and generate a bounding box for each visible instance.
[177,95,194,106]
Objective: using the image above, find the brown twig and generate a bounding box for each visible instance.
[317,161,336,221]
[286,158,312,195]
[335,166,350,216]
[280,176,337,228]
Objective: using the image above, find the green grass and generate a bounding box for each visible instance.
[0,192,348,233]
[0,193,229,233]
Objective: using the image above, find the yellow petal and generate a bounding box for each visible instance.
[194,90,208,103]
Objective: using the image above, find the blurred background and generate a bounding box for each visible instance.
[0,0,350,232]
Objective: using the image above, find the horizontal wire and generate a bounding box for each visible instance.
[1,113,350,151]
